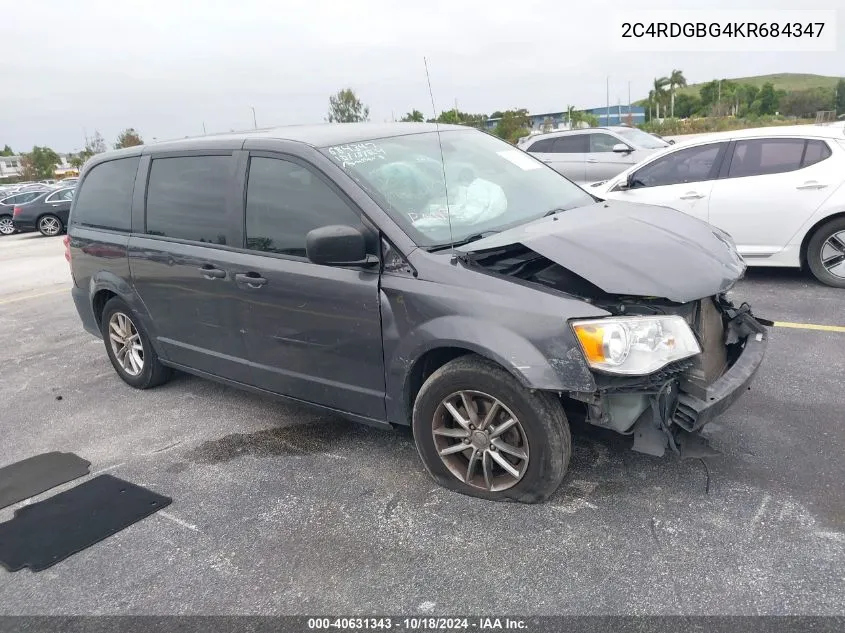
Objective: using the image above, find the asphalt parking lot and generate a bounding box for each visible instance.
[0,232,843,615]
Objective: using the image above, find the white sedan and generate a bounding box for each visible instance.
[592,123,845,287]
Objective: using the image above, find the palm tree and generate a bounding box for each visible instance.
[668,69,687,118]
[647,90,655,121]
[653,77,669,120]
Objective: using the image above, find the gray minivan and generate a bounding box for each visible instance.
[66,123,767,503]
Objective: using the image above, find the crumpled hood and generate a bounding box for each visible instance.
[462,201,747,303]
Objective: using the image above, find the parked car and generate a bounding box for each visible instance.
[11,186,75,236]
[1,190,52,235]
[67,124,767,502]
[517,126,670,184]
[594,124,845,287]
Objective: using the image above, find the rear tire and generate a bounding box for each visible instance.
[37,214,63,237]
[807,217,845,288]
[412,354,571,503]
[0,214,14,236]
[101,297,172,389]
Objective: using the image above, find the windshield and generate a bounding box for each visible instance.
[615,127,670,149]
[321,129,594,247]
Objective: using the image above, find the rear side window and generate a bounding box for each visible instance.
[727,138,830,178]
[145,156,231,244]
[526,138,554,153]
[552,135,588,153]
[245,156,360,258]
[72,157,139,230]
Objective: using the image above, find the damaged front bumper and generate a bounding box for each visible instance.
[571,300,769,458]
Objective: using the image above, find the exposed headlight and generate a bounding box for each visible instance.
[571,315,701,375]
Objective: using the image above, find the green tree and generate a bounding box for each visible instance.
[0,145,13,156]
[69,154,85,171]
[399,109,425,122]
[327,88,369,123]
[779,88,835,118]
[673,93,701,118]
[491,109,530,143]
[115,127,143,149]
[19,146,60,180]
[433,109,487,126]
[836,79,845,115]
[668,69,687,118]
[652,77,669,119]
[757,82,779,115]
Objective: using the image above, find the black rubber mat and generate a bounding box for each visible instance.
[0,474,171,572]
[0,451,90,510]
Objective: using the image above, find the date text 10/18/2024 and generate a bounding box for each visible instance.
[307,618,528,631]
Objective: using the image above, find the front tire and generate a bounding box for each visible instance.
[0,214,15,236]
[101,297,172,389]
[807,217,845,288]
[412,354,571,503]
[37,214,63,237]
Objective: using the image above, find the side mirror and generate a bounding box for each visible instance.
[612,143,632,153]
[305,225,378,267]
[616,173,634,191]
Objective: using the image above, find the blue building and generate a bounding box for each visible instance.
[484,106,646,132]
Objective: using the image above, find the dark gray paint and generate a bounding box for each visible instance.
[68,125,750,429]
[465,201,747,303]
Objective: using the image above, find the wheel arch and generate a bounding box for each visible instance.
[799,210,845,269]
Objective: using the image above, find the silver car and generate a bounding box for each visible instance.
[518,126,670,184]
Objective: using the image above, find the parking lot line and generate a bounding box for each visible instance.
[774,321,845,333]
[0,287,69,306]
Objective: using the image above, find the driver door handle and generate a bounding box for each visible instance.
[680,191,705,200]
[198,265,226,279]
[796,181,828,190]
[586,158,597,163]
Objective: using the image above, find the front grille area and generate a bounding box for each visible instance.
[688,298,728,387]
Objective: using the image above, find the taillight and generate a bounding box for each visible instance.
[63,235,71,264]
[12,206,21,217]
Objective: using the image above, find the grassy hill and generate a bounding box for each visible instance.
[677,73,842,97]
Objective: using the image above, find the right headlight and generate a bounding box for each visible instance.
[571,315,701,375]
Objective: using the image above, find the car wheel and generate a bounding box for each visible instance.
[412,354,571,503]
[101,297,172,389]
[37,214,63,237]
[0,214,14,236]
[807,217,845,288]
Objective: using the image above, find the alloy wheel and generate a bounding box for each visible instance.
[432,390,529,491]
[0,216,14,235]
[108,312,144,376]
[39,216,61,236]
[821,230,845,279]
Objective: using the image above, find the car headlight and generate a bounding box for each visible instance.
[571,315,701,375]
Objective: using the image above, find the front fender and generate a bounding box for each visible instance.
[384,314,597,425]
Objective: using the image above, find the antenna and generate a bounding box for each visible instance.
[423,56,454,255]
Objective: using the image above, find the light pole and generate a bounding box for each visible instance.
[251,107,257,130]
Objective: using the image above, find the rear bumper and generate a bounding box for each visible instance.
[672,311,768,431]
[71,286,101,338]
[11,219,36,232]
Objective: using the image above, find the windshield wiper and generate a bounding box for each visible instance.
[427,230,500,252]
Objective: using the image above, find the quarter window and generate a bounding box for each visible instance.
[145,156,232,244]
[630,143,726,188]
[70,157,138,231]
[244,156,360,258]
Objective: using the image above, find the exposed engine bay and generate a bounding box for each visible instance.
[463,243,770,458]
